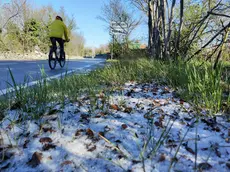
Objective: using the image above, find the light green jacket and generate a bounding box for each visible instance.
[49,19,68,40]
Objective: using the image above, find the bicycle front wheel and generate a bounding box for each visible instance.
[49,49,57,70]
[59,51,66,68]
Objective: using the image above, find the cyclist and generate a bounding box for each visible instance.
[49,16,70,59]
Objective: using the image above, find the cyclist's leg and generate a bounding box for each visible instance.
[50,37,57,59]
[56,38,64,58]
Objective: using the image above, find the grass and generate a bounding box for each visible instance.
[0,56,229,171]
[0,57,229,121]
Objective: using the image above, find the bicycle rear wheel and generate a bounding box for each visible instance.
[49,48,57,70]
[59,51,66,68]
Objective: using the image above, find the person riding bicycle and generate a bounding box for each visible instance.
[49,16,70,59]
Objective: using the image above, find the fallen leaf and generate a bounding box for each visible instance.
[81,114,89,120]
[47,109,59,115]
[212,126,220,132]
[121,124,128,129]
[48,156,52,160]
[226,162,230,169]
[118,154,125,159]
[198,163,212,170]
[42,144,56,151]
[179,99,184,105]
[23,139,30,148]
[33,134,39,138]
[154,121,163,128]
[158,154,166,162]
[132,160,141,164]
[86,128,94,138]
[99,112,106,116]
[104,126,111,132]
[75,129,85,137]
[186,147,195,155]
[110,104,119,110]
[43,127,56,133]
[61,160,72,167]
[98,131,105,137]
[39,137,52,143]
[87,145,96,152]
[27,152,43,167]
[115,140,122,143]
[152,88,158,93]
[124,107,132,113]
[144,113,154,120]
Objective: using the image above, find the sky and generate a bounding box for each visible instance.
[2,0,148,48]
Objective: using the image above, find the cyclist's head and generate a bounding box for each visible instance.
[56,16,63,21]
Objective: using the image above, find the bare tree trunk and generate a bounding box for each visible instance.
[213,29,229,69]
[165,0,176,58]
[175,0,183,59]
[148,0,154,57]
[160,0,167,59]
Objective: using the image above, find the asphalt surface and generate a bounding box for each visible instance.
[0,58,106,91]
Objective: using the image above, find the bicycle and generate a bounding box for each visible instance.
[48,40,68,70]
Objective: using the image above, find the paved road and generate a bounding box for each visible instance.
[0,58,106,91]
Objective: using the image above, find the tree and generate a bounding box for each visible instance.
[99,0,141,57]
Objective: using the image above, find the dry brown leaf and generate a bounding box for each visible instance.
[124,107,132,113]
[75,129,85,137]
[87,145,96,152]
[179,99,184,105]
[39,137,52,143]
[186,147,195,155]
[48,156,52,160]
[61,160,72,167]
[154,121,163,128]
[86,128,94,138]
[98,131,105,137]
[132,160,141,164]
[42,144,56,151]
[27,152,43,167]
[100,112,106,116]
[158,154,166,162]
[23,139,30,148]
[121,124,128,129]
[198,163,212,170]
[110,104,119,110]
[212,126,220,132]
[42,127,56,133]
[226,162,230,169]
[152,88,158,93]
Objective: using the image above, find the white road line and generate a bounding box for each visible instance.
[0,62,101,96]
[0,63,17,66]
